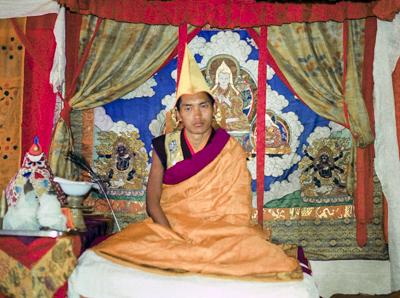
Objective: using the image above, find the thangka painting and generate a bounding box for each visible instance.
[80,29,387,260]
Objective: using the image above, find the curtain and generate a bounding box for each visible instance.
[374,13,400,291]
[267,19,376,246]
[50,16,179,178]
[57,0,376,28]
[267,20,373,148]
[373,0,400,20]
[354,17,377,247]
[21,14,58,156]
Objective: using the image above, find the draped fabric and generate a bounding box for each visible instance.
[0,0,59,19]
[355,17,377,247]
[1,5,64,156]
[49,16,179,178]
[57,0,377,28]
[93,136,302,280]
[267,20,375,246]
[268,20,373,148]
[20,15,57,156]
[373,13,400,291]
[373,0,400,20]
[0,18,25,195]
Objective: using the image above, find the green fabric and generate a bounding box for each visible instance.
[50,16,179,178]
[268,19,373,148]
[264,190,353,208]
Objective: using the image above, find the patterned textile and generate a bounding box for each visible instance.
[58,0,377,28]
[0,235,80,297]
[264,174,388,260]
[76,29,386,260]
[49,15,179,178]
[268,20,373,147]
[0,19,25,196]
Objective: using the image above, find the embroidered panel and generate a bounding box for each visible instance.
[0,19,25,195]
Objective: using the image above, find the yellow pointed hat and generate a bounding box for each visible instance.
[176,45,212,101]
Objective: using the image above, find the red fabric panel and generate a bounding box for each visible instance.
[57,0,377,28]
[65,18,102,100]
[341,20,351,130]
[176,23,187,88]
[392,57,400,161]
[355,17,377,247]
[0,236,56,268]
[362,18,377,224]
[60,11,82,127]
[22,15,57,156]
[256,27,267,226]
[157,27,202,74]
[65,11,82,100]
[356,222,368,248]
[62,17,103,127]
[355,148,373,247]
[373,0,400,20]
[53,283,67,298]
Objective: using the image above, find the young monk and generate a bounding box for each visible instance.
[92,46,301,281]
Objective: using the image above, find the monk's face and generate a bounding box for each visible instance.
[176,92,215,136]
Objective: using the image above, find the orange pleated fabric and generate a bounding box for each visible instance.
[93,138,302,281]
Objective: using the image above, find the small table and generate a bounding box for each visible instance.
[0,214,113,297]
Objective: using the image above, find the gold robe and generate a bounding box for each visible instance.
[93,137,302,281]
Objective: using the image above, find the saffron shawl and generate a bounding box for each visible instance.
[93,130,302,280]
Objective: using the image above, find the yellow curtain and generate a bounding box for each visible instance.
[50,16,179,178]
[0,18,25,193]
[268,19,373,147]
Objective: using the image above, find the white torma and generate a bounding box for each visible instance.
[3,190,40,230]
[37,193,67,231]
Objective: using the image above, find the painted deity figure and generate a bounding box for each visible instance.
[211,61,250,132]
[115,142,132,172]
[251,112,291,155]
[265,113,291,154]
[105,140,136,184]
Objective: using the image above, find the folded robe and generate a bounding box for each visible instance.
[93,129,302,281]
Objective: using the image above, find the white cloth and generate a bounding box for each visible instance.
[0,0,59,19]
[50,6,66,94]
[68,250,319,298]
[49,6,66,126]
[374,12,400,291]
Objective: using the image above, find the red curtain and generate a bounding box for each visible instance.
[21,15,57,156]
[57,0,377,28]
[373,0,400,20]
[354,17,377,247]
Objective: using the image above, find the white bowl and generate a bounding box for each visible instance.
[54,177,94,196]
